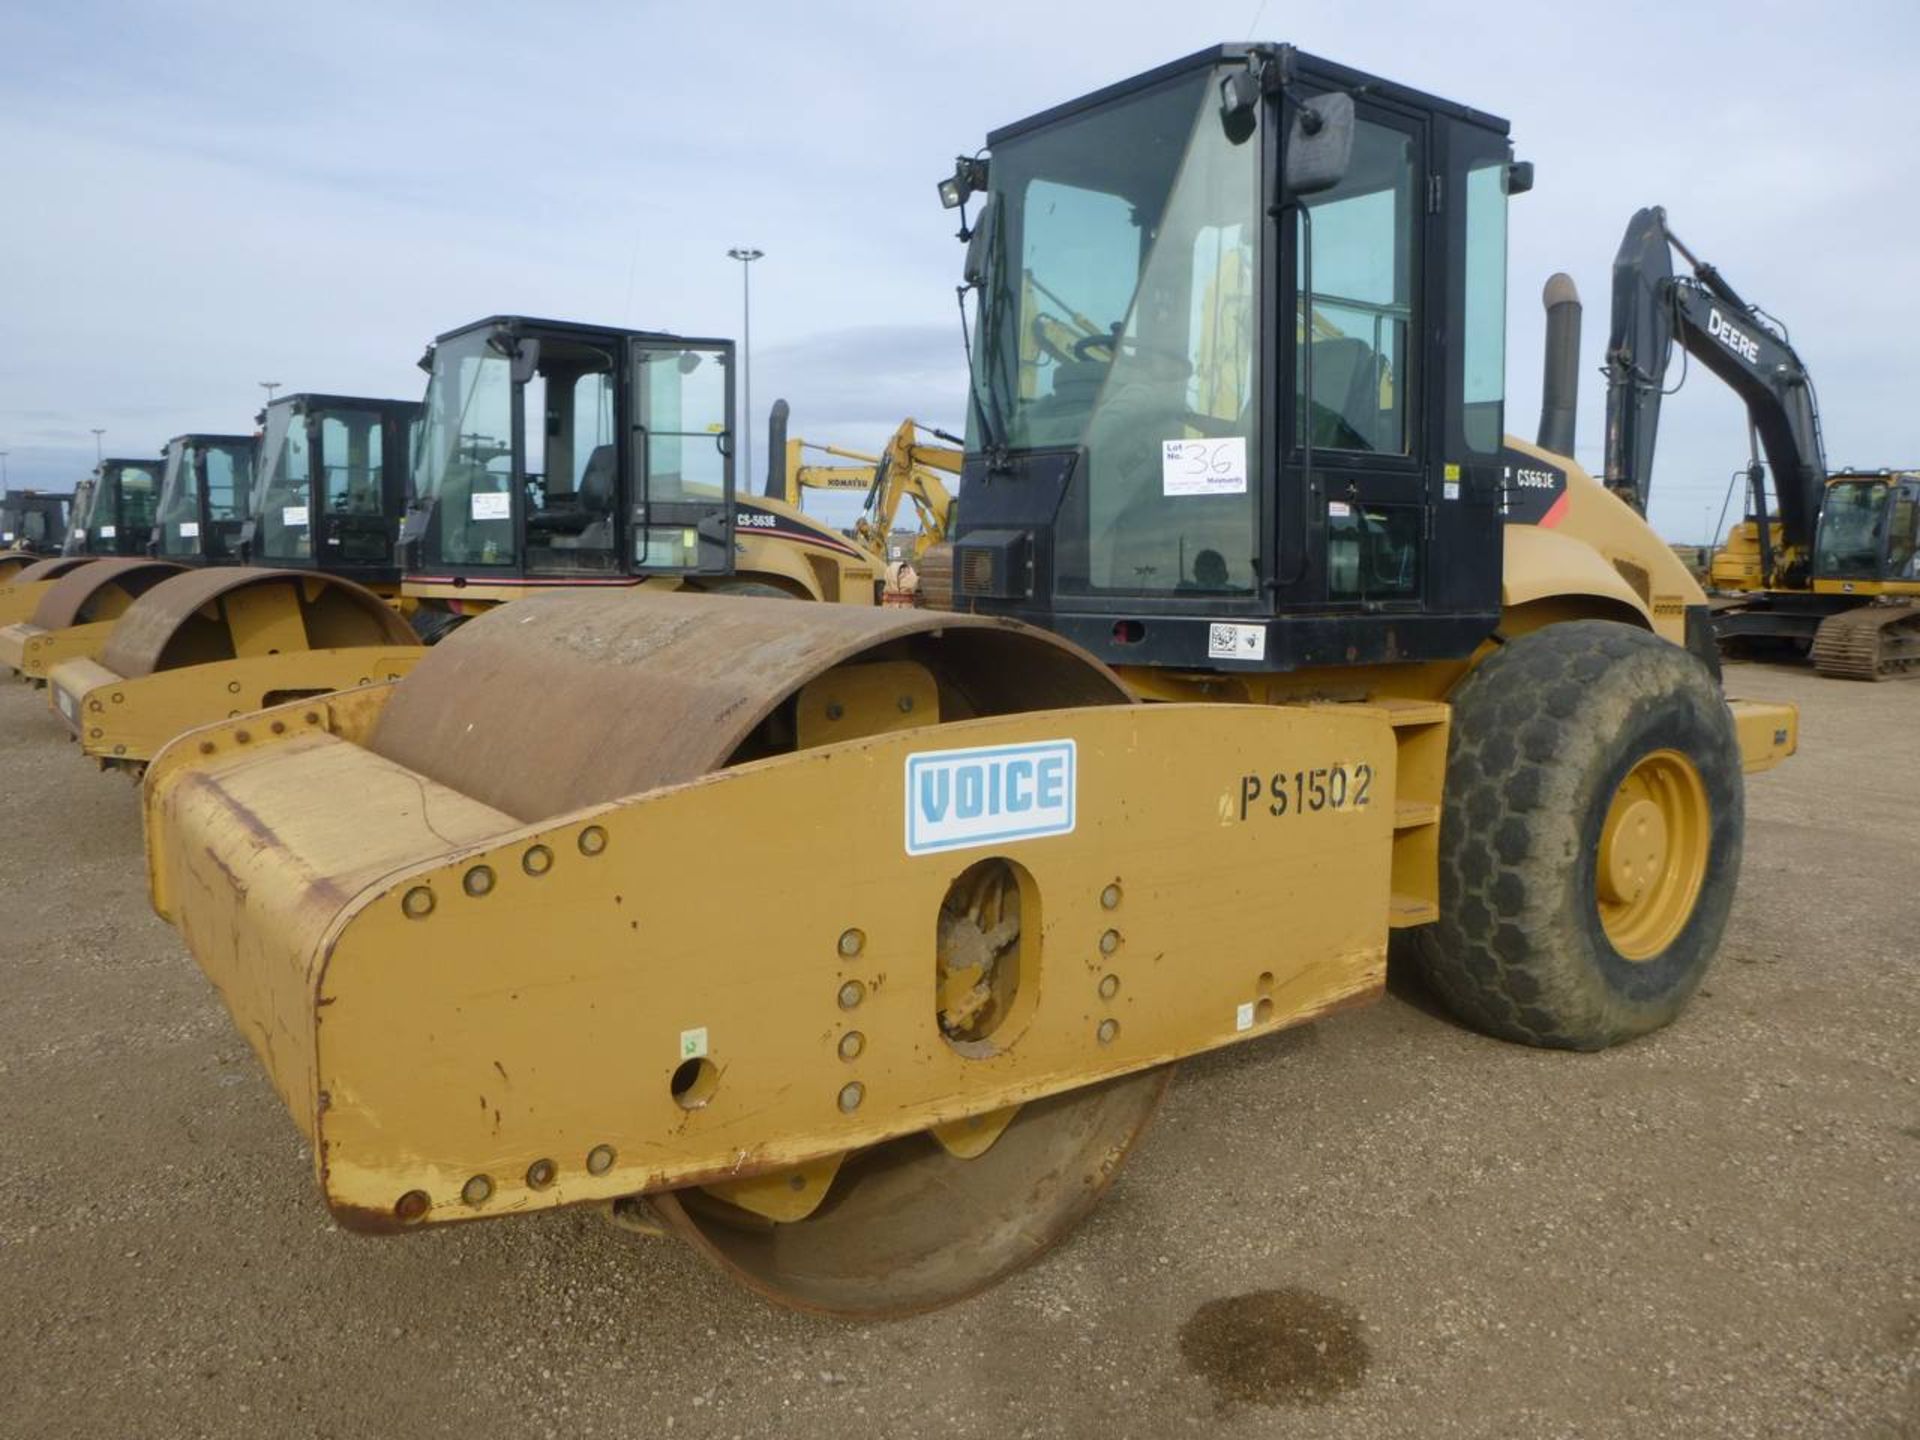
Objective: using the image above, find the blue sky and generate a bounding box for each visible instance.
[2,0,1915,541]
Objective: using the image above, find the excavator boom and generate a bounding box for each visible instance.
[1603,206,1827,556]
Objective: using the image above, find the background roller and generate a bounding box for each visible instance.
[98,567,417,679]
[0,557,187,677]
[22,557,186,633]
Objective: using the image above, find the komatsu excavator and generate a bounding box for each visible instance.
[1604,206,1919,678]
[142,45,1796,1318]
[765,399,960,563]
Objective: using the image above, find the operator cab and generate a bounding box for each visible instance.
[152,434,257,564]
[0,490,73,554]
[1813,470,1920,587]
[247,394,422,586]
[63,457,165,557]
[939,44,1523,671]
[402,315,736,584]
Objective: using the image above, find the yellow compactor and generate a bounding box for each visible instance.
[45,567,421,765]
[142,46,1798,1318]
[38,392,429,770]
[0,557,187,682]
[0,555,97,625]
[400,315,896,642]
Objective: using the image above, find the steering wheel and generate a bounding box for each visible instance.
[1072,331,1130,362]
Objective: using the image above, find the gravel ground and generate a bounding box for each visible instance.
[0,662,1914,1439]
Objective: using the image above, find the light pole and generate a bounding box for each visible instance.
[91,428,105,464]
[727,247,764,490]
[260,381,281,407]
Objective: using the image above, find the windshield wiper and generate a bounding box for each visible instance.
[956,287,1011,469]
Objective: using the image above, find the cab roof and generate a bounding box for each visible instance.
[986,44,1511,147]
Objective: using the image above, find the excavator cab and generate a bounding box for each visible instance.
[248,394,422,588]
[940,44,1522,671]
[151,434,257,564]
[1813,471,1920,587]
[401,316,735,593]
[62,457,163,556]
[0,490,73,555]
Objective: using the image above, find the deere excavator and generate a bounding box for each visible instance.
[141,45,1796,1318]
[40,395,426,770]
[401,316,889,641]
[1603,206,1919,678]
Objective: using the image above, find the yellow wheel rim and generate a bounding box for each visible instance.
[1595,749,1710,961]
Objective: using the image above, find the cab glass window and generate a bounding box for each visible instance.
[1295,119,1416,454]
[1462,160,1508,455]
[980,67,1260,598]
[258,413,313,560]
[415,332,514,567]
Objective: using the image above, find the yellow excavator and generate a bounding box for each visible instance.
[141,45,1796,1318]
[764,398,960,598]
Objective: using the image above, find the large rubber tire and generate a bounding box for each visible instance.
[1413,620,1744,1050]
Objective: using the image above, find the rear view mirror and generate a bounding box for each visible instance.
[1284,92,1355,197]
[487,328,541,384]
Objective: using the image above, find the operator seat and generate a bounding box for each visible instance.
[528,445,616,536]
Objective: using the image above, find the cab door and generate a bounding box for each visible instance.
[1277,100,1430,611]
[628,340,735,576]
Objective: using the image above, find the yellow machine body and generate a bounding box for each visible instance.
[2,618,114,681]
[144,541,1794,1245]
[405,491,884,617]
[146,664,1400,1233]
[1709,520,1797,594]
[132,46,1806,1317]
[0,557,100,626]
[39,567,422,769]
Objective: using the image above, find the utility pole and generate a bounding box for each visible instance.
[90,428,105,463]
[727,247,764,490]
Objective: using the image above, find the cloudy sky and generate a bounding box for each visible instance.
[2,0,1914,542]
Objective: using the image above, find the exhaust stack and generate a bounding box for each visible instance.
[1537,273,1582,458]
[765,398,790,498]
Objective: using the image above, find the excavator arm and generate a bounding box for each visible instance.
[1603,206,1827,579]
[763,400,961,562]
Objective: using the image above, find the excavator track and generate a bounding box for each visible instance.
[1809,602,1920,680]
